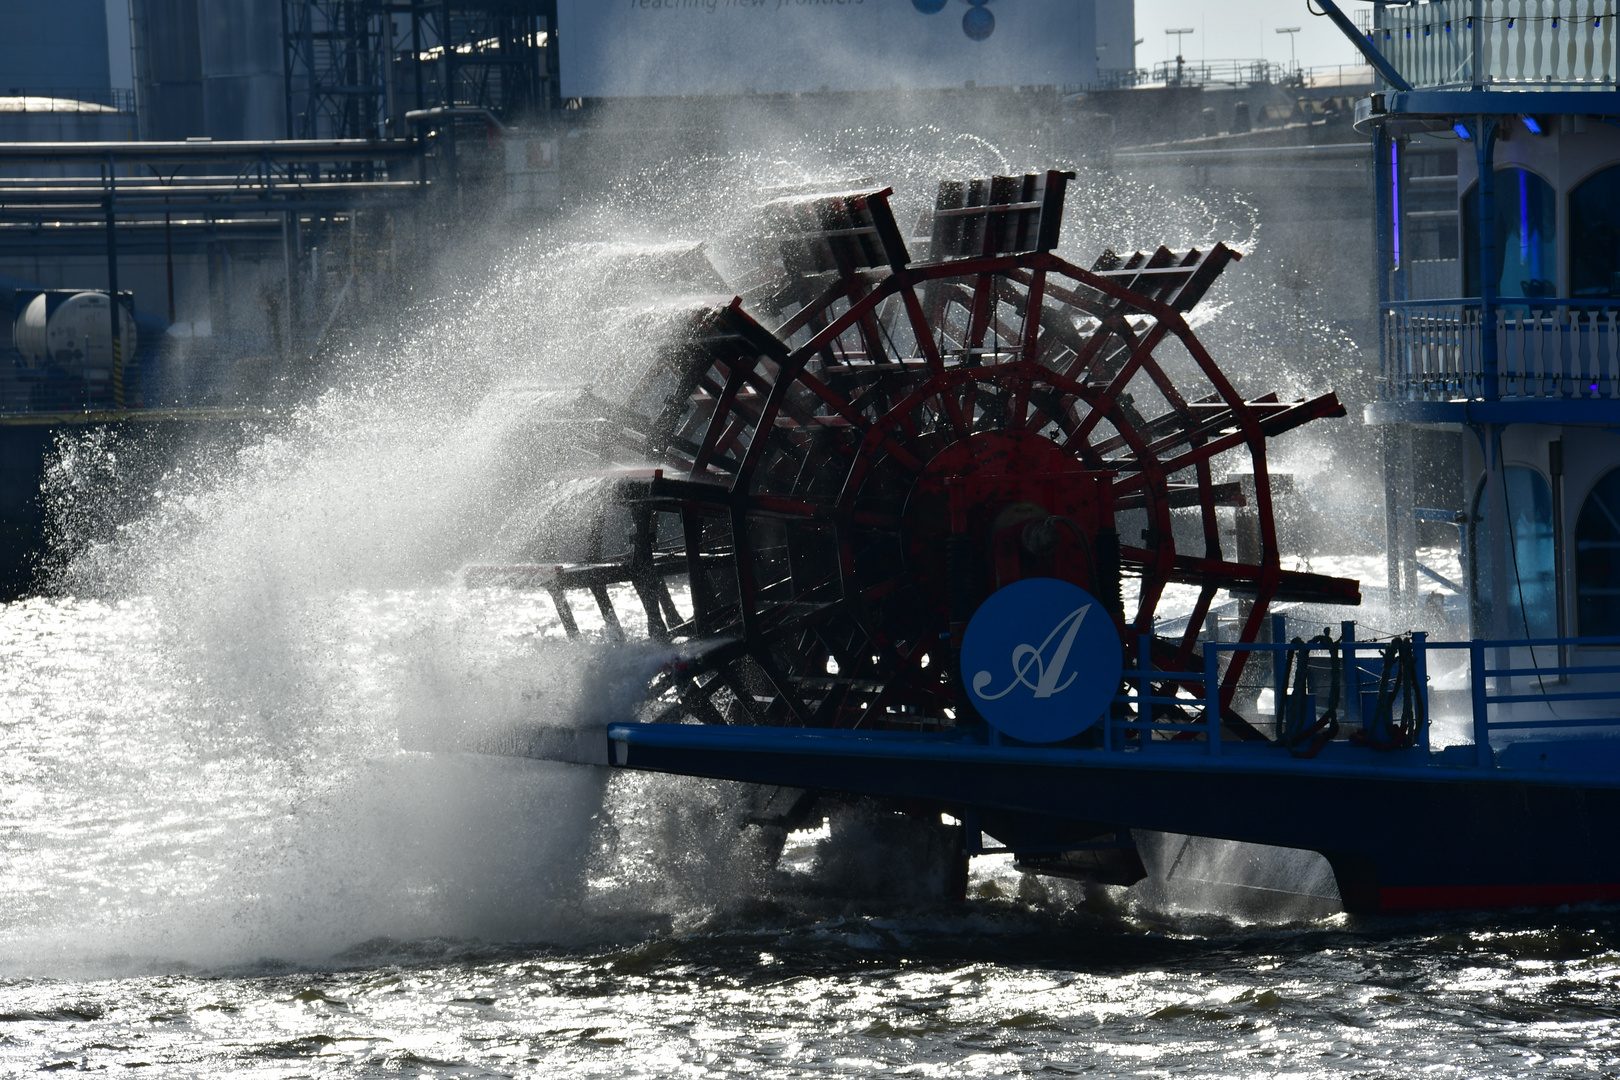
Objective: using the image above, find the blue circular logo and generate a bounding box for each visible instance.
[961,578,1122,743]
[912,0,996,40]
[962,4,995,40]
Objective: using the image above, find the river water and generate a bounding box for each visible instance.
[9,909,1620,1077]
[4,592,1619,1078]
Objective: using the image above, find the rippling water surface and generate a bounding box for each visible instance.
[5,595,1620,1078]
[8,899,1620,1076]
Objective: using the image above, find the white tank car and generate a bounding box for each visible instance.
[13,292,137,379]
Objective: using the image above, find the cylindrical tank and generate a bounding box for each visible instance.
[132,0,205,140]
[0,0,112,95]
[13,294,49,367]
[0,100,132,181]
[132,0,287,140]
[198,0,286,139]
[13,292,137,378]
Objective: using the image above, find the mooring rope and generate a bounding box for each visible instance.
[1352,636,1429,750]
[1275,631,1340,759]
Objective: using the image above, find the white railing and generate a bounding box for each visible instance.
[1378,0,1619,89]
[1383,301,1620,400]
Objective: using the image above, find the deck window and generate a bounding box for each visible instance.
[1472,466,1558,638]
[1576,467,1620,635]
[1462,168,1557,299]
[1569,165,1620,299]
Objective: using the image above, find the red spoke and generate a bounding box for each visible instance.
[899,282,968,438]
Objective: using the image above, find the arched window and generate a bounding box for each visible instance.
[1462,168,1557,299]
[1576,467,1620,635]
[1569,165,1620,299]
[1471,466,1558,638]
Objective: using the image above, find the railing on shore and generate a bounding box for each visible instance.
[1102,619,1620,768]
[1063,62,1374,94]
[1382,298,1620,401]
[1150,59,1290,87]
[1376,0,1619,90]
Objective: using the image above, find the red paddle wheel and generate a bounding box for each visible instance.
[471,170,1359,740]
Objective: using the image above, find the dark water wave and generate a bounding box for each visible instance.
[5,902,1620,1076]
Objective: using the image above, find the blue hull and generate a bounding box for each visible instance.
[602,723,1620,913]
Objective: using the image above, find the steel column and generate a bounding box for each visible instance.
[104,155,123,409]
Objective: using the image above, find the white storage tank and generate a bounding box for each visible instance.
[13,291,137,380]
[12,294,49,367]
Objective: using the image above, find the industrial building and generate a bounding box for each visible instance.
[0,1,1148,401]
[0,0,559,413]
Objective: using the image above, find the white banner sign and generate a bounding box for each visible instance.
[557,0,1095,98]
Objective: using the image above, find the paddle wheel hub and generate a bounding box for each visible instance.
[901,431,1118,619]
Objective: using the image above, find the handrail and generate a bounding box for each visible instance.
[1426,634,1620,649]
[1384,297,1620,311]
[1383,300,1620,402]
[1102,627,1620,768]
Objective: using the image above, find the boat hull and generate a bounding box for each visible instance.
[591,724,1620,914]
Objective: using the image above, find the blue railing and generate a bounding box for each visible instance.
[1451,635,1620,761]
[1105,621,1620,768]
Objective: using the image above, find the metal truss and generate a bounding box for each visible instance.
[283,0,393,142]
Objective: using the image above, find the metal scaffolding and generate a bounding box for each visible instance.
[283,0,393,141]
[281,0,553,142]
[411,1,552,120]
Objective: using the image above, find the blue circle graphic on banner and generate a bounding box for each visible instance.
[962,4,995,40]
[961,578,1122,743]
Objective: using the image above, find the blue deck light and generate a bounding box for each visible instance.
[1455,123,1473,140]
[1524,115,1545,135]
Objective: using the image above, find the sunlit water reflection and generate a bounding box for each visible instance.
[4,595,1620,1077]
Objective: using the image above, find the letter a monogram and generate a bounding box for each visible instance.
[972,604,1090,701]
[959,578,1123,743]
